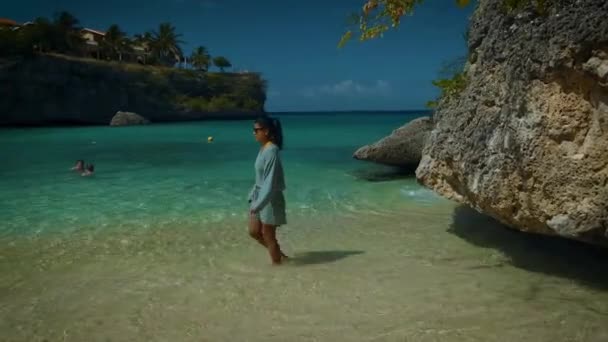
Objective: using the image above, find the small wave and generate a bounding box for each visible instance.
[399,187,439,202]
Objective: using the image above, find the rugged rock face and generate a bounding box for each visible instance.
[0,54,266,126]
[416,0,608,245]
[110,111,150,126]
[353,116,432,168]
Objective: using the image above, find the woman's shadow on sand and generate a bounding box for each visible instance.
[449,205,608,292]
[289,250,364,266]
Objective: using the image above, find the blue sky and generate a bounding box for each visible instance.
[3,0,475,112]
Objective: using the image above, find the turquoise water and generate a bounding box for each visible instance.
[0,112,437,237]
[1,113,608,342]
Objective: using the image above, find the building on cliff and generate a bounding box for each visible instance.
[0,18,18,30]
[81,28,105,59]
[80,27,150,63]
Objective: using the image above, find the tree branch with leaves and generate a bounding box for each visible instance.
[338,0,549,48]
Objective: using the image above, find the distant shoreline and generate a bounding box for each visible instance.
[271,110,432,116]
[0,111,431,129]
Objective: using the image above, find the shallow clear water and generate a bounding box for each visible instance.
[1,113,607,342]
[0,113,435,237]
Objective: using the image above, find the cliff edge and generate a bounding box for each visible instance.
[0,54,267,126]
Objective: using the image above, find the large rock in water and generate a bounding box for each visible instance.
[110,111,150,126]
[416,0,608,246]
[353,116,432,168]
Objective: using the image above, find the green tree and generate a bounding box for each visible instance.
[0,28,19,57]
[132,32,153,64]
[54,11,80,31]
[213,56,231,72]
[102,24,131,61]
[150,23,184,66]
[52,11,84,53]
[133,32,153,51]
[16,17,55,54]
[190,46,211,71]
[338,0,543,48]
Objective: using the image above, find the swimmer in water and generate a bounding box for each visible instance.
[71,160,85,172]
[81,164,95,177]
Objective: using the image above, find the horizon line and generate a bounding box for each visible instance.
[269,109,432,114]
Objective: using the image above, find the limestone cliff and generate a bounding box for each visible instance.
[416,0,608,245]
[0,54,266,126]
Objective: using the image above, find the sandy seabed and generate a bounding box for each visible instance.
[2,202,608,342]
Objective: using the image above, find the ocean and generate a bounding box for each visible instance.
[1,112,607,341]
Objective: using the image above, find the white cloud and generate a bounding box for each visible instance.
[299,88,317,98]
[301,80,391,97]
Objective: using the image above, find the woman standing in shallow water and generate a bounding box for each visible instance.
[248,117,288,265]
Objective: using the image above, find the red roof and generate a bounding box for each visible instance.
[0,18,18,26]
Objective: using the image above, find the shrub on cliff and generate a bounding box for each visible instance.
[426,72,468,109]
[213,56,232,72]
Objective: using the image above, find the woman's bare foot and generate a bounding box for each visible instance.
[281,253,289,263]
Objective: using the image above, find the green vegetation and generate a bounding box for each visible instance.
[425,72,468,108]
[0,11,266,115]
[173,71,266,113]
[0,10,237,72]
[338,0,547,108]
[102,24,130,62]
[213,56,232,72]
[190,46,211,71]
[176,93,263,113]
[339,0,550,48]
[150,23,183,66]
[0,12,84,56]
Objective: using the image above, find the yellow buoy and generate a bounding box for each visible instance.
[207,136,214,143]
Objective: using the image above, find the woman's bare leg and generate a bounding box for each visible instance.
[248,212,266,248]
[249,214,288,258]
[262,224,287,264]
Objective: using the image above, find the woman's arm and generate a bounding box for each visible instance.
[250,149,281,212]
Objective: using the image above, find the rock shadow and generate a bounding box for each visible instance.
[349,166,416,182]
[448,205,608,291]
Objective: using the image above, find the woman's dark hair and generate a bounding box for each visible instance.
[255,116,284,150]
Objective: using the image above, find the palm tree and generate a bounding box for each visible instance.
[150,23,184,66]
[132,32,153,64]
[190,46,211,71]
[102,24,130,61]
[133,32,153,51]
[54,11,80,31]
[52,11,83,53]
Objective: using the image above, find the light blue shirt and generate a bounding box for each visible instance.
[249,143,286,212]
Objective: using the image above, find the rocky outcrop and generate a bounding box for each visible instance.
[109,111,150,126]
[416,0,608,246]
[0,54,266,126]
[353,116,432,168]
